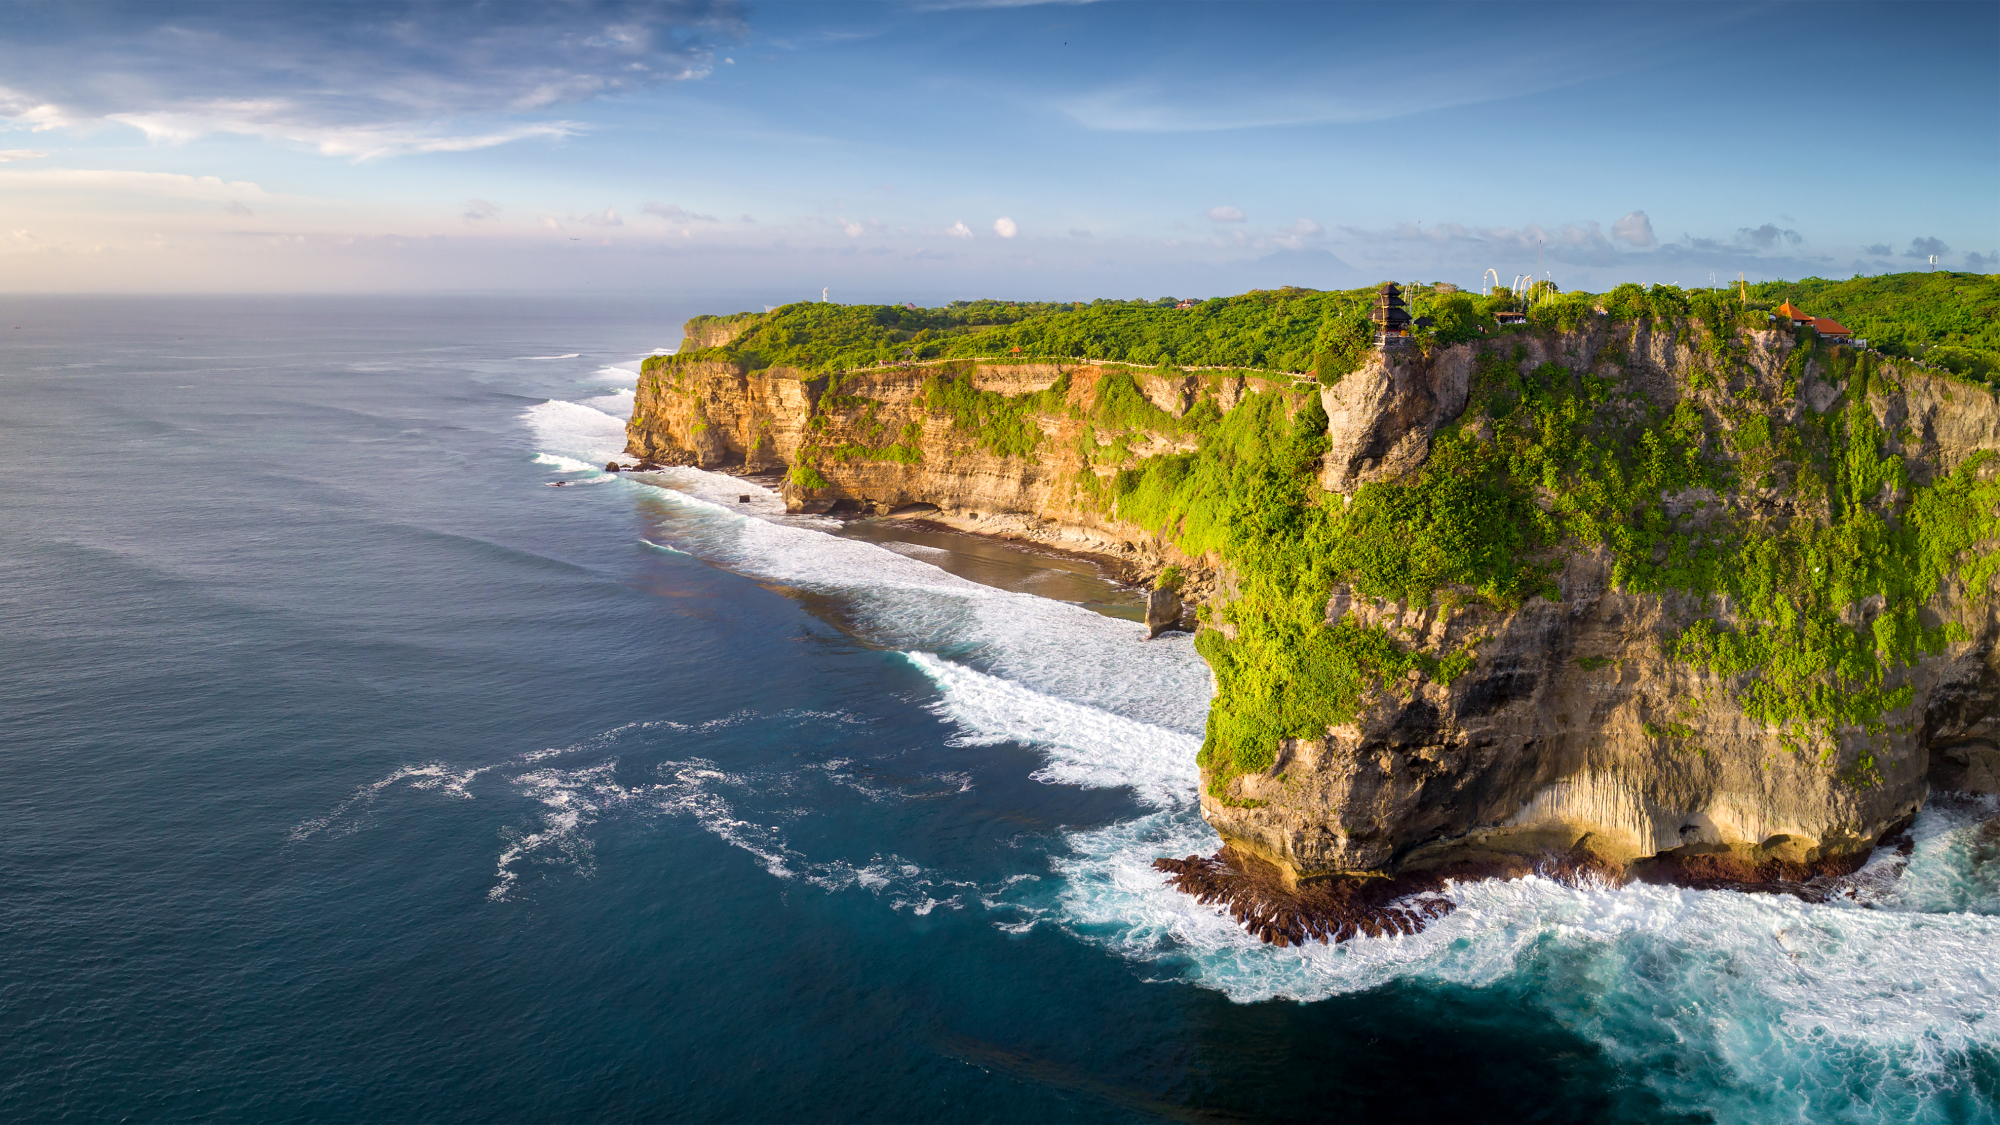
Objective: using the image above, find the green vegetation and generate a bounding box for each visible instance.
[786,464,830,491]
[1087,387,1492,796]
[648,273,2000,391]
[677,272,1996,797]
[1105,323,1996,793]
[649,285,1515,380]
[1750,272,2000,382]
[922,366,1071,457]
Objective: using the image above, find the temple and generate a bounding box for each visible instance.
[1370,282,1412,347]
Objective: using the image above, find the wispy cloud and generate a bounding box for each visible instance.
[1735,223,1801,248]
[1332,212,1840,280]
[1056,6,1751,131]
[0,148,49,162]
[0,167,270,200]
[1206,205,1245,223]
[0,1,745,158]
[644,202,718,222]
[106,105,578,161]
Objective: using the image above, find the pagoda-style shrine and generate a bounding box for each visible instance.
[1370,282,1412,347]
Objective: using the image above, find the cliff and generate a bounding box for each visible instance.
[627,324,1284,565]
[627,306,2000,897]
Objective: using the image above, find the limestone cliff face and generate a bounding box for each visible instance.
[628,330,1276,562]
[1214,324,2000,880]
[629,315,2000,882]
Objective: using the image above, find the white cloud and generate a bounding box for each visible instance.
[463,199,501,221]
[0,86,71,131]
[643,202,717,222]
[0,167,269,200]
[577,208,623,227]
[0,149,48,162]
[844,221,864,238]
[993,216,1017,238]
[1612,210,1656,247]
[1207,205,1245,223]
[947,221,973,239]
[224,200,254,217]
[1736,223,1801,249]
[105,103,578,161]
[0,6,744,159]
[1272,218,1325,250]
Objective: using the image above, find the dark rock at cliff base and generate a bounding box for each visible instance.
[738,495,751,504]
[1152,847,1456,946]
[1145,587,1184,640]
[604,462,621,472]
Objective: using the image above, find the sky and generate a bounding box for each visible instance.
[1,0,1994,301]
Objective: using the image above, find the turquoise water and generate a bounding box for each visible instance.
[1,295,1995,1122]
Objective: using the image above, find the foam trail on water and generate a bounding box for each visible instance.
[618,465,1214,735]
[902,651,1198,809]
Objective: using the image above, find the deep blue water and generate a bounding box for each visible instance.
[3,296,1997,1123]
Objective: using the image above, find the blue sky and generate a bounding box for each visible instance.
[1,0,1993,299]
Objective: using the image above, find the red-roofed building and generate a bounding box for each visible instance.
[1773,301,1855,340]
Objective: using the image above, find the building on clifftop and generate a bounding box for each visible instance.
[1776,300,1856,340]
[1370,282,1412,347]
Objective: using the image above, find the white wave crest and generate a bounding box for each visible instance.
[625,466,1214,737]
[902,651,1198,809]
[522,395,629,468]
[1048,796,2000,1123]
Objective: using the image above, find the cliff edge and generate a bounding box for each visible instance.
[626,302,2000,896]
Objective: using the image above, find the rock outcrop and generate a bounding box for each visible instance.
[1145,586,1185,639]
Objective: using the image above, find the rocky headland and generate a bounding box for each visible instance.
[626,293,2000,940]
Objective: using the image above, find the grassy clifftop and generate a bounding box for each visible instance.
[652,272,2000,388]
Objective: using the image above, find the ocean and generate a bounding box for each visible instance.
[2,294,1995,1123]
